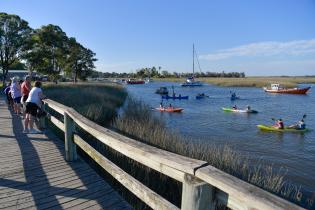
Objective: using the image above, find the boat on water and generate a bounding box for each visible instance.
[230,92,239,100]
[126,79,145,84]
[257,125,310,133]
[222,107,258,113]
[182,77,203,87]
[263,84,311,94]
[181,44,203,87]
[145,78,153,83]
[196,93,209,99]
[155,87,169,95]
[162,95,189,100]
[155,107,184,113]
[230,96,240,100]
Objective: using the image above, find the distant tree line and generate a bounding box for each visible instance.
[0,12,97,85]
[91,67,245,78]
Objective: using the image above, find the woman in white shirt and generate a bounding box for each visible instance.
[24,81,46,134]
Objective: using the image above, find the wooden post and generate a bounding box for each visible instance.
[64,112,77,161]
[39,103,48,129]
[181,174,215,210]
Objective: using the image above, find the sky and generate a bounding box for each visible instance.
[1,0,315,76]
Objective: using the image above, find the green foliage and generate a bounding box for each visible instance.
[8,60,26,69]
[0,12,32,84]
[64,37,97,82]
[135,66,160,78]
[22,24,68,76]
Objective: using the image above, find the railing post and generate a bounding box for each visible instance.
[39,103,48,129]
[181,174,215,210]
[64,112,77,161]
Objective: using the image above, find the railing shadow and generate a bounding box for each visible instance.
[0,98,131,209]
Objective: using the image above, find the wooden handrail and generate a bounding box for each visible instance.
[42,99,305,210]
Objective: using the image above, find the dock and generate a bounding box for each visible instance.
[0,97,132,210]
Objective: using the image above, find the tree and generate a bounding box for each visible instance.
[28,24,68,77]
[0,13,31,85]
[65,38,97,82]
[8,60,26,70]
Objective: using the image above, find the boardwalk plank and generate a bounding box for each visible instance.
[0,97,132,210]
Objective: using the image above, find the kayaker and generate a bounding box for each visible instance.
[159,102,164,109]
[246,105,251,111]
[169,104,173,109]
[273,119,284,129]
[232,105,237,110]
[289,119,306,130]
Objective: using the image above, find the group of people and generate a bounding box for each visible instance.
[232,105,251,111]
[273,118,306,130]
[159,102,173,109]
[3,76,46,134]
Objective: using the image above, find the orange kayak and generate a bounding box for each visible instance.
[263,87,311,94]
[155,107,184,112]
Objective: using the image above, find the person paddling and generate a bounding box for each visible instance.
[289,119,306,130]
[273,119,284,129]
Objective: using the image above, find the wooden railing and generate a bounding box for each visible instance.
[42,99,305,210]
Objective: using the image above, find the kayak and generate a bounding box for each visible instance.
[222,107,258,113]
[196,95,209,99]
[257,125,310,133]
[231,96,240,100]
[155,107,183,113]
[162,95,189,100]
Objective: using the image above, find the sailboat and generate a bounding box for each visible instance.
[181,44,203,87]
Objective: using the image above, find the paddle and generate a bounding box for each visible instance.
[302,114,307,120]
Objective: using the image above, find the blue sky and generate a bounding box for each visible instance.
[1,0,315,76]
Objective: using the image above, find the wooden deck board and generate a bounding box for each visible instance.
[0,97,133,210]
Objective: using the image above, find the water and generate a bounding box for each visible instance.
[126,81,315,195]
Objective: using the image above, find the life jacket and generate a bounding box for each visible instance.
[278,121,284,129]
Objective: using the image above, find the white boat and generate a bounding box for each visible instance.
[181,44,203,87]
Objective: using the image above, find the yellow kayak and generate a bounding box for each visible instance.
[257,125,310,133]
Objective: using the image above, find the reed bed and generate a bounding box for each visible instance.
[44,82,127,125]
[113,98,312,209]
[44,83,313,209]
[159,76,315,88]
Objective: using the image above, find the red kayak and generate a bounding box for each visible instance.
[155,107,183,112]
[263,84,311,94]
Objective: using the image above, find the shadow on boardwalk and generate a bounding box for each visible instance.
[0,97,132,210]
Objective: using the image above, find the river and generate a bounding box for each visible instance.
[126,81,315,197]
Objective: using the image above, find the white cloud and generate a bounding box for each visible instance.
[199,39,315,61]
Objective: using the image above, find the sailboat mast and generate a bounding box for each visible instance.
[193,44,195,76]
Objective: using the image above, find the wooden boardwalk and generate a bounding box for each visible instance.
[0,97,133,210]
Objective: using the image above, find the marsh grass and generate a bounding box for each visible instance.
[45,83,313,209]
[45,82,127,125]
[113,97,314,209]
[159,76,315,88]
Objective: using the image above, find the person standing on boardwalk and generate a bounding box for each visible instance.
[10,77,22,115]
[24,81,46,134]
[3,81,14,109]
[21,75,32,119]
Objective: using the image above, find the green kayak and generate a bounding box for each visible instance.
[222,107,258,113]
[257,125,310,133]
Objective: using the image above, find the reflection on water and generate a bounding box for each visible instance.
[126,82,315,194]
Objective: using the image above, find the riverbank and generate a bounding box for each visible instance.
[158,76,315,87]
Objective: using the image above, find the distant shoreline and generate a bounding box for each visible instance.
[156,76,315,88]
